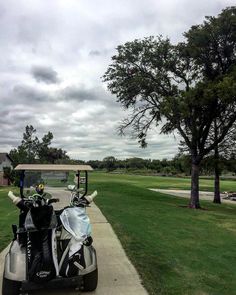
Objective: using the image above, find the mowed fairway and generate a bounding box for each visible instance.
[89,173,236,295]
[92,172,236,192]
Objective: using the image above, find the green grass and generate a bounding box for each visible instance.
[1,173,236,294]
[89,173,236,295]
[91,172,236,192]
[0,187,18,251]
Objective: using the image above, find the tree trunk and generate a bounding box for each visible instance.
[213,145,221,204]
[189,160,201,209]
[213,119,221,204]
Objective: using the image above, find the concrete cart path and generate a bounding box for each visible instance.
[150,188,236,205]
[0,188,148,295]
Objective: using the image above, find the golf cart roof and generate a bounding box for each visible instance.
[14,164,93,171]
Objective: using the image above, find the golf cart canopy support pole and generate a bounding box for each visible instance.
[76,170,88,197]
[76,171,80,190]
[85,171,88,197]
[20,170,25,198]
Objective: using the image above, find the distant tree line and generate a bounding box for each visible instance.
[85,155,236,176]
[8,126,236,177]
[6,125,236,194]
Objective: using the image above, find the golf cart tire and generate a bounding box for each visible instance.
[2,277,21,295]
[83,268,98,291]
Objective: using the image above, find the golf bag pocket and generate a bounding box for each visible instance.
[58,236,85,277]
[27,229,57,283]
[68,246,86,276]
[25,206,58,283]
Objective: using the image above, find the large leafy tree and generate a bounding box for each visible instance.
[184,6,236,204]
[185,7,236,79]
[103,7,236,208]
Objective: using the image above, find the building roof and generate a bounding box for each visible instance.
[0,153,13,164]
[14,164,93,171]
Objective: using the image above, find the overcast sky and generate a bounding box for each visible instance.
[0,0,234,160]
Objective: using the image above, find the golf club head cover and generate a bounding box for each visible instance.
[8,191,21,205]
[84,190,97,204]
[8,191,30,211]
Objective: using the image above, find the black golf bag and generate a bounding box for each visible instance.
[24,204,58,283]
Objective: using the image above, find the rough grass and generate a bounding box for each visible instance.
[0,187,18,251]
[89,172,236,295]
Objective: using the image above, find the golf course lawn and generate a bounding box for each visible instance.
[89,173,236,295]
[1,173,236,294]
[91,172,236,192]
[0,187,19,251]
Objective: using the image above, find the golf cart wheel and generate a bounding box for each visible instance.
[83,268,98,291]
[2,277,21,295]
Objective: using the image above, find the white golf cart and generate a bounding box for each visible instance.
[2,164,98,295]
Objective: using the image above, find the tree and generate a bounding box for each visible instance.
[103,8,236,208]
[185,7,236,203]
[103,156,117,172]
[10,125,39,166]
[185,7,236,80]
[126,157,146,169]
[3,167,14,185]
[10,125,69,166]
[45,147,69,164]
[9,145,28,168]
[21,125,39,163]
[180,122,236,203]
[37,131,53,162]
[212,125,236,203]
[172,154,191,175]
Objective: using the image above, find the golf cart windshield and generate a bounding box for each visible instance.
[14,164,93,198]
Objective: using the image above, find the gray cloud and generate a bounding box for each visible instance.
[31,66,60,84]
[89,50,101,56]
[62,86,98,102]
[61,86,117,108]
[13,84,51,102]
